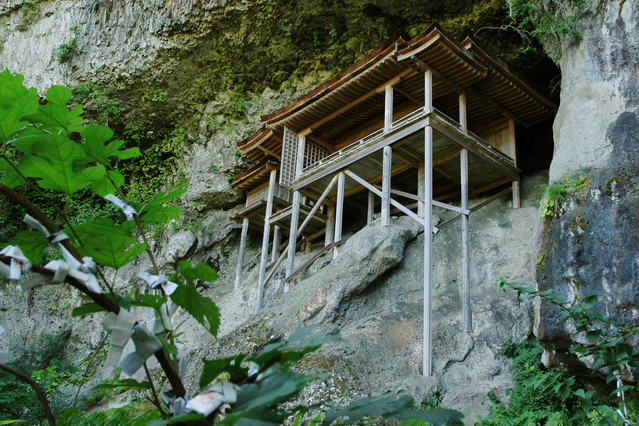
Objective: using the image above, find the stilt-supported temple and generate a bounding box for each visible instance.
[230,24,557,375]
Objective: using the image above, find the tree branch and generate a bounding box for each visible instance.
[0,363,56,426]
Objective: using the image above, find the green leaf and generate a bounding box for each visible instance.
[558,386,571,399]
[170,280,220,337]
[9,230,48,264]
[68,219,147,269]
[16,133,96,195]
[0,157,28,188]
[610,385,634,396]
[139,188,186,223]
[199,354,248,389]
[25,85,83,133]
[176,261,220,285]
[130,294,167,310]
[92,378,151,391]
[71,301,107,317]
[0,91,39,143]
[158,337,178,371]
[321,394,463,426]
[220,371,318,425]
[80,124,140,166]
[145,413,206,426]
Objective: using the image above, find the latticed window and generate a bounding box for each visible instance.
[280,126,298,189]
[303,140,329,169]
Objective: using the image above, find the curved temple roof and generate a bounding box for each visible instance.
[235,23,557,190]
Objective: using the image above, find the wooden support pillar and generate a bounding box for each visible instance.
[418,162,425,218]
[459,92,467,134]
[512,181,521,209]
[424,69,433,113]
[286,134,306,279]
[271,225,281,263]
[423,125,434,377]
[384,84,393,133]
[234,217,249,291]
[305,241,312,254]
[509,119,521,209]
[461,148,471,333]
[334,171,345,259]
[381,146,392,227]
[256,169,278,313]
[325,204,335,247]
[367,190,375,225]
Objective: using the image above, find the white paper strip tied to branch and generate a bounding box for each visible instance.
[136,272,178,296]
[0,246,31,279]
[23,215,102,293]
[186,380,239,416]
[153,304,174,337]
[105,194,137,221]
[119,324,162,377]
[101,309,136,367]
[0,324,10,364]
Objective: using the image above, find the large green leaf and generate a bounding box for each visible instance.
[0,157,28,188]
[220,372,319,425]
[80,124,140,166]
[9,230,49,264]
[68,219,147,269]
[176,260,219,285]
[0,70,39,143]
[24,85,83,133]
[0,92,39,144]
[138,188,186,223]
[199,354,249,389]
[321,394,464,426]
[92,379,151,391]
[170,279,220,337]
[249,326,341,375]
[15,133,97,195]
[71,301,107,317]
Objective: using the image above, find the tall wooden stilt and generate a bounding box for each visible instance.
[418,162,425,218]
[509,119,521,209]
[325,204,335,247]
[461,148,471,332]
[381,146,392,227]
[334,171,345,259]
[459,92,468,134]
[424,125,433,377]
[512,181,521,209]
[271,225,281,263]
[286,134,307,279]
[384,84,394,133]
[367,190,375,225]
[423,68,434,377]
[256,169,278,313]
[234,217,249,291]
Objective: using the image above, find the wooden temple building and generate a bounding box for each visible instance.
[230,24,557,376]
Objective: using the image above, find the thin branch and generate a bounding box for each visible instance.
[0,363,57,426]
[0,183,186,397]
[144,362,166,416]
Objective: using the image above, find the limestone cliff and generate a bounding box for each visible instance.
[0,0,635,419]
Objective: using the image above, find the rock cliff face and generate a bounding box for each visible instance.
[0,0,635,419]
[534,0,638,369]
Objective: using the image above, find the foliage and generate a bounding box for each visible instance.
[16,1,40,32]
[477,338,576,425]
[492,277,639,425]
[70,80,123,125]
[54,26,79,63]
[539,172,589,218]
[483,0,584,63]
[0,69,464,425]
[0,332,80,424]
